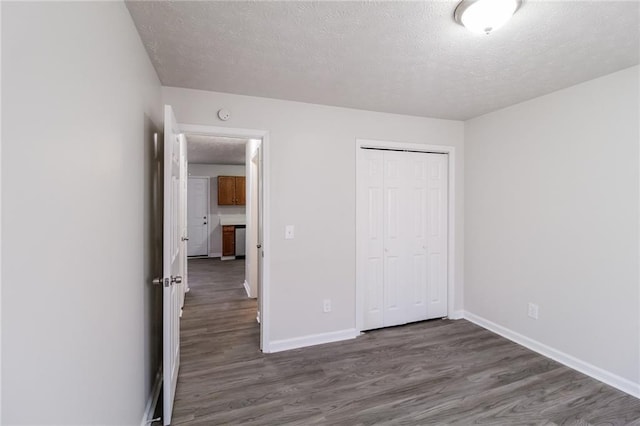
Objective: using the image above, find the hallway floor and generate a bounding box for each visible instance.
[170,258,640,425]
[171,258,259,424]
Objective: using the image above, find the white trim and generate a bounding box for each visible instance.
[179,123,270,353]
[267,329,360,353]
[181,124,265,140]
[0,3,3,418]
[448,310,464,320]
[243,280,252,298]
[463,311,640,399]
[209,252,222,258]
[245,139,261,306]
[355,138,457,332]
[140,366,163,426]
[261,133,271,353]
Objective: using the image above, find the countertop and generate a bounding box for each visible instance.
[219,214,246,226]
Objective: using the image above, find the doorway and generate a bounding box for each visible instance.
[181,124,269,351]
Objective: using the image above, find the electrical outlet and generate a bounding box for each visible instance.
[528,303,539,320]
[323,299,331,313]
[285,225,295,240]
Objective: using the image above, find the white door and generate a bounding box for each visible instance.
[405,153,429,323]
[359,149,384,330]
[187,177,209,256]
[425,154,448,318]
[358,149,448,331]
[162,105,185,426]
[382,151,408,327]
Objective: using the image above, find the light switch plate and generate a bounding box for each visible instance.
[285,225,295,239]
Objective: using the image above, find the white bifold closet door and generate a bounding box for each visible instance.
[360,149,448,331]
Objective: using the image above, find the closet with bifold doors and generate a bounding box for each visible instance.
[357,147,448,331]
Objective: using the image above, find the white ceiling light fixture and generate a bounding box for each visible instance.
[454,0,522,35]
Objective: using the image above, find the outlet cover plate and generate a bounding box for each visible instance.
[528,303,539,319]
[285,225,295,240]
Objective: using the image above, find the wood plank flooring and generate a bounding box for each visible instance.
[171,258,640,425]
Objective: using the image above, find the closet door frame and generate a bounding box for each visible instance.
[355,138,457,333]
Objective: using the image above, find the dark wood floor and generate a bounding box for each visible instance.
[171,258,640,425]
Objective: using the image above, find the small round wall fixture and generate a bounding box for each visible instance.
[217,109,230,121]
[454,0,522,35]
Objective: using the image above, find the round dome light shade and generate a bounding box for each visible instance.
[454,0,522,34]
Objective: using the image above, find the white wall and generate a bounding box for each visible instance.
[2,2,162,424]
[188,163,246,257]
[164,87,465,342]
[465,66,639,386]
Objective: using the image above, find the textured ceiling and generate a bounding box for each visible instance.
[126,1,639,120]
[186,134,247,165]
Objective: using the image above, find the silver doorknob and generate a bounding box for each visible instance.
[171,276,183,284]
[182,237,189,241]
[152,277,162,285]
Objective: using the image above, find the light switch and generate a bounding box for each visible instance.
[285,225,295,240]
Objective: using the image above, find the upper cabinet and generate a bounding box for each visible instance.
[234,176,246,205]
[218,176,246,205]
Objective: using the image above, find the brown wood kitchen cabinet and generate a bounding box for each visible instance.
[218,176,246,205]
[222,225,235,257]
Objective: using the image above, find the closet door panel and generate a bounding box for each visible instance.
[360,150,384,330]
[383,152,408,327]
[426,154,448,318]
[383,253,403,327]
[406,154,429,323]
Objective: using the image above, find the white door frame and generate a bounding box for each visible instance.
[179,123,271,352]
[187,176,210,257]
[180,135,189,298]
[355,138,457,332]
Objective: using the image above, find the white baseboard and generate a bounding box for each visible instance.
[448,310,464,320]
[243,280,252,298]
[266,328,360,353]
[463,311,640,399]
[209,252,221,258]
[220,255,236,261]
[140,365,162,426]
